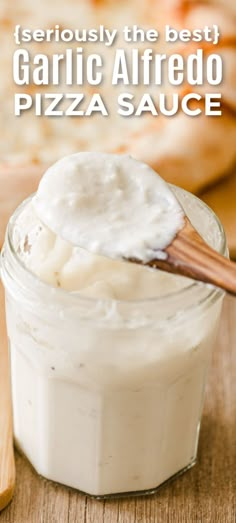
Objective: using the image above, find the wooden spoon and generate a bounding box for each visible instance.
[0,286,15,512]
[128,217,236,296]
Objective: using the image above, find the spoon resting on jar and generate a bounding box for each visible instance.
[32,152,236,296]
[127,216,236,296]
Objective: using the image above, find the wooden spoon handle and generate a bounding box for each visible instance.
[0,287,15,511]
[149,219,236,295]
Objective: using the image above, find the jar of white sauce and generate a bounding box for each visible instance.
[0,186,226,497]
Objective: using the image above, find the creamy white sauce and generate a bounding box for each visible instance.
[14,200,188,300]
[33,152,184,263]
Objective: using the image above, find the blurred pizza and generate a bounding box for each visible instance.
[0,0,235,191]
[0,0,236,257]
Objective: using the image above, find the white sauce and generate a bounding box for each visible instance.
[33,152,184,263]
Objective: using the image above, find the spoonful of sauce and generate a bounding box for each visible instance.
[33,152,236,296]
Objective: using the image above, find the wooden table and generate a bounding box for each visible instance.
[0,284,235,523]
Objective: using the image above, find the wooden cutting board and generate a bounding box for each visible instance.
[0,164,235,257]
[0,285,16,511]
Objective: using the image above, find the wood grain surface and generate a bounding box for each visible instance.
[0,282,235,523]
[0,289,15,511]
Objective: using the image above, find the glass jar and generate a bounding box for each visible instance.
[0,187,226,498]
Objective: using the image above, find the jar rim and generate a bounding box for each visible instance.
[2,186,226,312]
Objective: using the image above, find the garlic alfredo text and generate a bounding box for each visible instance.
[13,24,223,117]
